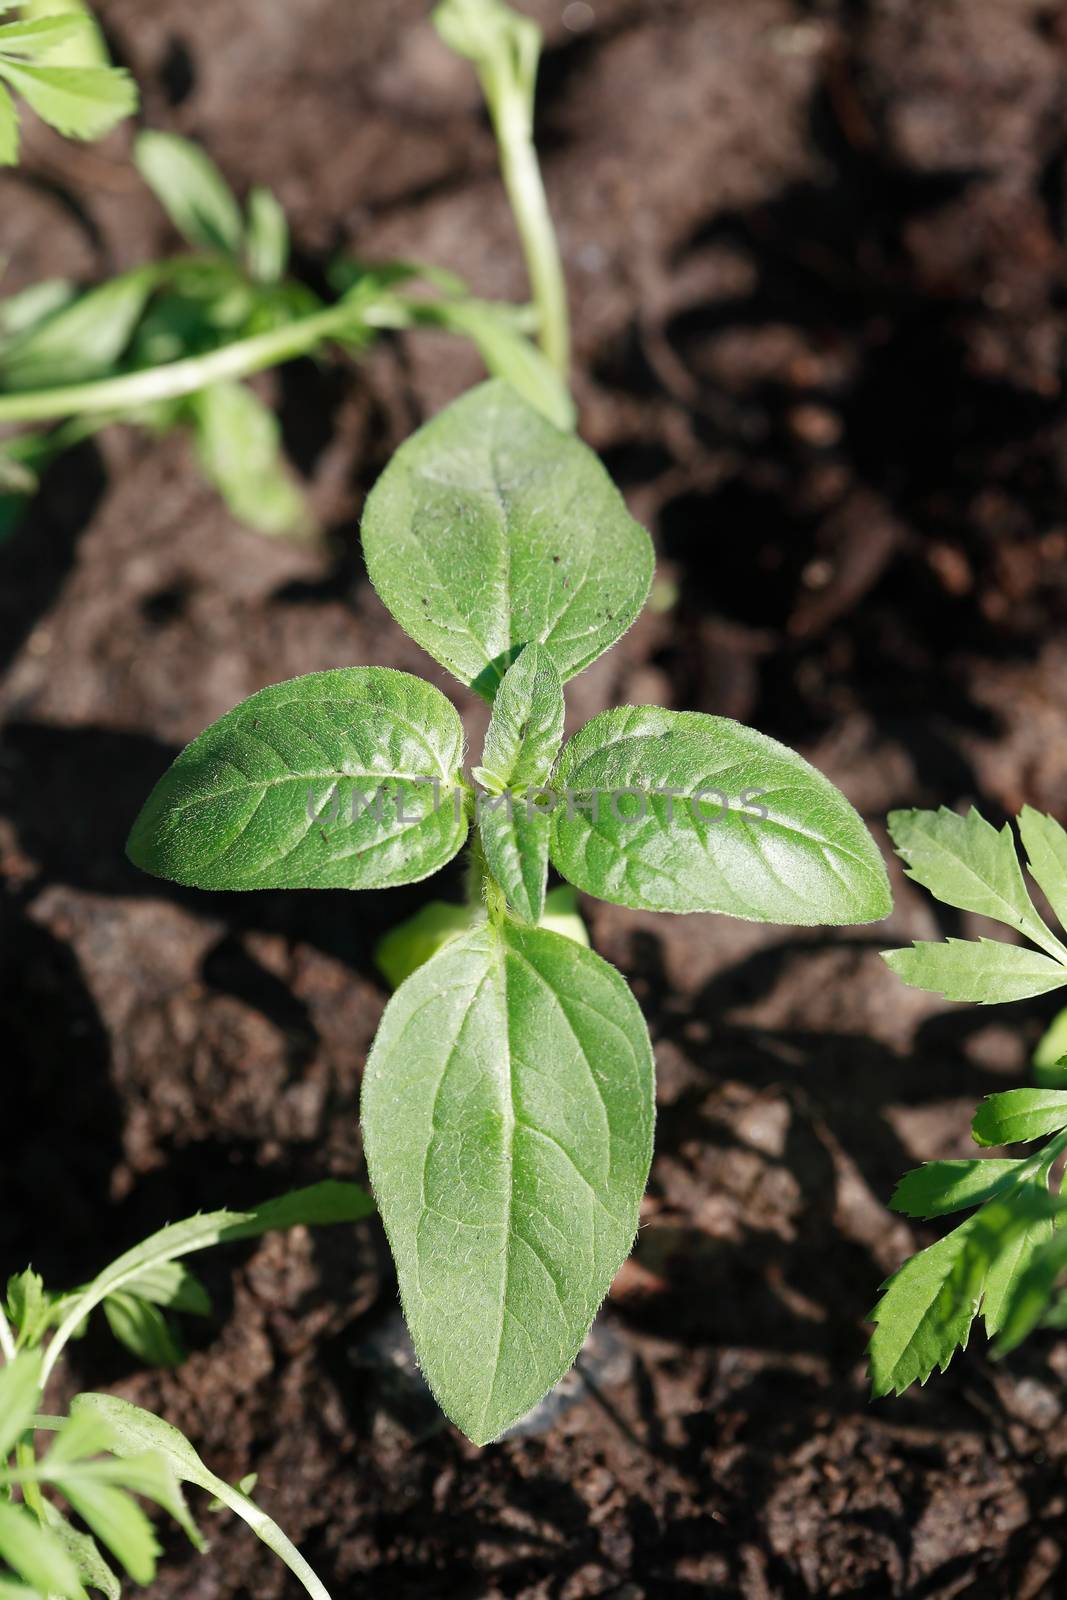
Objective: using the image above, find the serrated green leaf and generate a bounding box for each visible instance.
[190,379,312,539]
[890,1159,1024,1219]
[480,643,563,790]
[361,380,654,700]
[868,1212,989,1396]
[362,918,654,1444]
[103,1293,184,1367]
[0,1502,85,1597]
[135,131,244,256]
[0,1353,41,1458]
[1019,806,1067,934]
[549,706,890,923]
[0,16,87,55]
[0,60,135,142]
[245,185,288,284]
[0,82,17,162]
[882,938,1067,1004]
[59,1480,159,1586]
[981,1193,1054,1335]
[5,1270,51,1349]
[126,668,468,891]
[972,1088,1067,1147]
[41,1505,119,1600]
[888,806,1063,955]
[0,268,158,390]
[17,0,109,69]
[994,1228,1067,1354]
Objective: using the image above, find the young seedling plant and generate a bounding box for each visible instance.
[871,805,1067,1394]
[127,0,894,1441]
[0,1181,372,1597]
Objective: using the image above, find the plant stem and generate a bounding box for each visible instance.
[0,1304,16,1363]
[490,83,570,379]
[0,301,360,424]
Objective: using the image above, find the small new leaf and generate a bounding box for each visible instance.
[361,381,654,699]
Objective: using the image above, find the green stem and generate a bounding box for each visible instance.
[0,301,360,424]
[489,84,570,379]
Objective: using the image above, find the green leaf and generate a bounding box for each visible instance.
[0,60,135,142]
[887,806,1062,954]
[245,186,288,284]
[0,82,16,162]
[126,668,468,891]
[549,707,890,923]
[890,1159,1024,1219]
[361,380,654,700]
[374,883,587,988]
[479,801,549,923]
[59,1480,159,1586]
[994,1228,1067,1353]
[479,643,563,790]
[361,918,654,1444]
[1033,1008,1067,1085]
[190,380,312,540]
[0,277,75,342]
[40,1506,119,1600]
[0,1353,42,1458]
[103,1293,184,1367]
[135,131,244,257]
[119,1262,211,1316]
[71,1397,330,1600]
[0,16,87,55]
[5,1270,52,1349]
[972,1088,1067,1147]
[1019,806,1067,934]
[0,1502,84,1598]
[882,938,1067,1004]
[16,0,110,69]
[0,268,159,390]
[43,1182,372,1386]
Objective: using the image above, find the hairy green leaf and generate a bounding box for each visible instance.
[362,919,654,1444]
[191,380,311,539]
[0,60,135,142]
[361,381,653,699]
[479,800,549,923]
[887,806,1063,956]
[972,1088,1067,1147]
[127,668,468,891]
[40,1506,119,1600]
[135,131,244,257]
[890,1159,1024,1219]
[479,642,563,790]
[882,938,1067,1004]
[374,883,587,988]
[549,707,890,922]
[5,1270,53,1349]
[1019,806,1067,934]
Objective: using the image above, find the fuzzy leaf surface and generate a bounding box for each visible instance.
[361,919,654,1444]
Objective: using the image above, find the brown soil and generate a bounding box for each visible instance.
[3,0,1067,1595]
